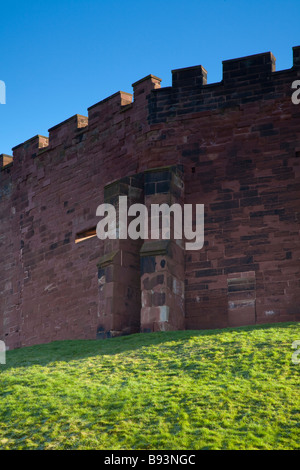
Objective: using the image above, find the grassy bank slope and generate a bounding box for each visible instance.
[0,322,299,450]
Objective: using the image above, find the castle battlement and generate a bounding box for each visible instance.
[2,46,300,167]
[1,47,300,349]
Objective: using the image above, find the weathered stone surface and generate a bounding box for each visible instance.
[1,47,300,348]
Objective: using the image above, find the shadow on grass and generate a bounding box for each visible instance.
[2,321,298,371]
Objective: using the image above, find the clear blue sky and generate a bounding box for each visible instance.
[0,0,299,155]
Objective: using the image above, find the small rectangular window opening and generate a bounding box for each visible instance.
[75,227,97,244]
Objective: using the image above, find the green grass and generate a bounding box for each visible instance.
[0,322,299,450]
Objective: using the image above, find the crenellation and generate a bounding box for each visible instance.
[222,52,276,84]
[87,91,133,127]
[293,46,300,68]
[0,154,13,169]
[12,135,49,160]
[132,74,162,101]
[48,114,88,148]
[172,65,207,89]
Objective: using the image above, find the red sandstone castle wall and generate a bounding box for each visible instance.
[1,47,300,349]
